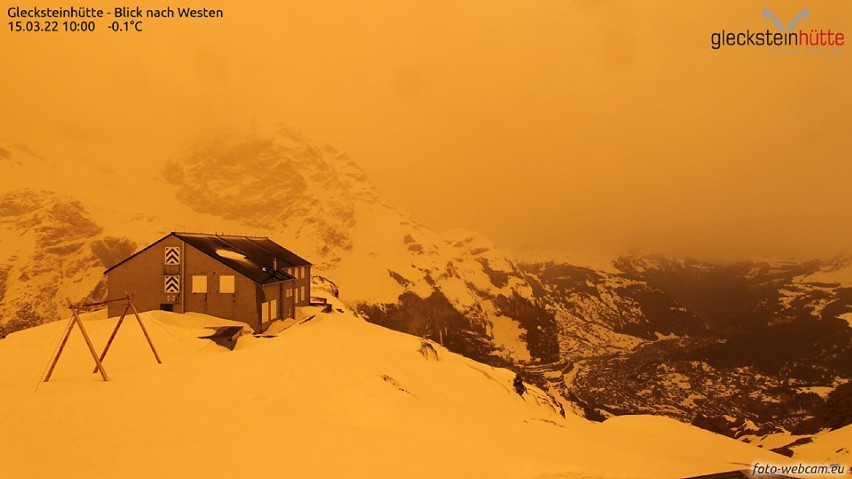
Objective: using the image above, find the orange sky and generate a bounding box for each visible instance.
[2,0,850,260]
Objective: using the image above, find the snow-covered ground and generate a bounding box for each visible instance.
[742,427,852,466]
[841,312,852,328]
[793,426,852,465]
[797,257,852,287]
[0,298,821,479]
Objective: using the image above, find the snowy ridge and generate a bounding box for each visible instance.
[0,189,136,336]
[160,128,548,363]
[797,256,852,287]
[1,127,850,445]
[0,296,797,479]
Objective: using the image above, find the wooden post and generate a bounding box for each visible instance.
[95,292,162,368]
[43,306,79,382]
[92,299,131,374]
[42,293,161,386]
[44,299,109,382]
[76,308,110,382]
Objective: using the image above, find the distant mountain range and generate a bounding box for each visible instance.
[1,128,849,450]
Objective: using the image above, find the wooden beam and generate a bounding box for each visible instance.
[42,293,161,386]
[92,301,130,373]
[45,299,109,382]
[94,292,162,370]
[75,309,109,382]
[43,307,79,382]
[73,294,134,309]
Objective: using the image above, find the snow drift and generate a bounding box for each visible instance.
[0,298,806,479]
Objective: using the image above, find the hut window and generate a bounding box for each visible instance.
[261,300,278,322]
[219,275,235,293]
[191,275,208,293]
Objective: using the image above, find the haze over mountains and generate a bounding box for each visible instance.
[3,3,850,476]
[4,2,850,261]
[1,128,850,454]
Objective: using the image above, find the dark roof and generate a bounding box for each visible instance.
[104,232,311,285]
[200,326,245,350]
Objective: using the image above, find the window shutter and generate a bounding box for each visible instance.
[164,275,180,293]
[164,247,181,265]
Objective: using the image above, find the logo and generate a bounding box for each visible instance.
[762,8,809,32]
[710,8,845,52]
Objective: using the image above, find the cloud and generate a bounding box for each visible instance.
[1,0,849,260]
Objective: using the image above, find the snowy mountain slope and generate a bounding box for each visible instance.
[160,127,556,365]
[1,127,850,444]
[0,299,794,479]
[0,131,554,367]
[522,262,704,358]
[159,128,761,371]
[565,256,852,439]
[0,189,136,337]
[790,424,852,464]
[797,256,852,288]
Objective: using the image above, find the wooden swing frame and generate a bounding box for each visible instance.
[43,292,161,383]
